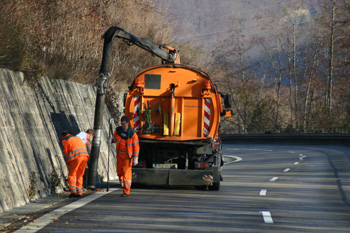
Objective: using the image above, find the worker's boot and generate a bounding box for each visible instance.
[69,193,80,198]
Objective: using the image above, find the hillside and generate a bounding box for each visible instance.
[164,0,319,52]
[1,0,349,139]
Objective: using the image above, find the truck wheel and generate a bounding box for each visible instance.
[209,181,220,191]
[195,185,206,190]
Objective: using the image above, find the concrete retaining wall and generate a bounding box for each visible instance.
[0,69,120,213]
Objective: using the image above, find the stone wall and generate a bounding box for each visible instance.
[0,69,120,213]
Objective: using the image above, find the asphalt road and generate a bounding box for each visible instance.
[12,144,350,232]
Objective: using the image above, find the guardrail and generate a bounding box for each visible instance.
[221,127,350,134]
[220,133,350,146]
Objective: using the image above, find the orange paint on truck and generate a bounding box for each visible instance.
[125,64,221,141]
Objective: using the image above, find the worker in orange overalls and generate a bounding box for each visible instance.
[76,129,95,156]
[61,130,90,198]
[76,129,95,147]
[110,116,140,197]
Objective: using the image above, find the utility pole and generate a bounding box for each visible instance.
[87,28,115,189]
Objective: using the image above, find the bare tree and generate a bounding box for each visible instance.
[326,0,336,113]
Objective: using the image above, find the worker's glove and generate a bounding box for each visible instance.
[107,138,112,145]
[133,157,139,166]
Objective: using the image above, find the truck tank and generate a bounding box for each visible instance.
[124,64,228,190]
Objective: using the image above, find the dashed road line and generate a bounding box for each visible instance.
[261,211,274,223]
[259,189,267,196]
[223,155,242,164]
[299,153,306,160]
[258,151,305,225]
[283,168,290,172]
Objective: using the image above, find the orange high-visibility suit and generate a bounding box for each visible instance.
[113,126,139,195]
[62,134,90,196]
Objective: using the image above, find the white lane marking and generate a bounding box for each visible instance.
[283,168,290,172]
[294,162,299,165]
[15,188,119,233]
[269,177,278,182]
[288,151,296,153]
[42,229,138,233]
[261,211,274,223]
[299,154,306,160]
[259,189,267,196]
[226,148,259,151]
[223,155,242,164]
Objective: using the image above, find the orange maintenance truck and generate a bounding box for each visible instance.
[88,27,232,190]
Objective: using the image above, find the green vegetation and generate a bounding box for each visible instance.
[49,171,61,194]
[28,172,37,200]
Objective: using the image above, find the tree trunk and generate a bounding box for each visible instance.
[327,0,336,113]
[292,24,299,129]
[288,56,294,128]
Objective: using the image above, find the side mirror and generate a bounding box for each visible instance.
[123,93,127,107]
[224,94,231,108]
[221,109,233,117]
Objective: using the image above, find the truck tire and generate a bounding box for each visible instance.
[195,181,220,191]
[209,181,220,191]
[195,185,207,190]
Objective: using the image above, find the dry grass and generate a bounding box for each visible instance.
[0,0,174,90]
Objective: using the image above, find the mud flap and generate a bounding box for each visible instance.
[132,167,220,186]
[168,170,215,186]
[132,168,169,185]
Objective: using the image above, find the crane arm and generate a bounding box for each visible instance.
[100,27,179,76]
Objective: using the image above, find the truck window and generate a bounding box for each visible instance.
[145,74,161,89]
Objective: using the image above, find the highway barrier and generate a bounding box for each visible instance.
[221,134,350,146]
